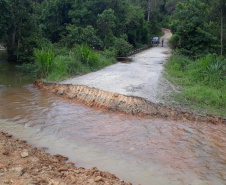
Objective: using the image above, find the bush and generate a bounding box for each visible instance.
[168,34,179,49]
[24,44,116,81]
[73,44,114,70]
[113,37,133,56]
[73,44,99,68]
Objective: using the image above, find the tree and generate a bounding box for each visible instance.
[63,25,103,49]
[96,8,116,46]
[170,0,218,57]
[97,9,116,37]
[40,0,72,42]
[208,0,226,56]
[0,0,39,62]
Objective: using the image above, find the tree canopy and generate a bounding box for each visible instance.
[0,0,225,62]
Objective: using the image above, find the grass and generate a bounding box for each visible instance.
[23,44,116,81]
[164,54,226,117]
[34,49,55,77]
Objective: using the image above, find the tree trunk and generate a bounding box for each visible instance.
[147,0,151,21]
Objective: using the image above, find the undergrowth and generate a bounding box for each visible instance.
[22,44,115,81]
[0,50,7,61]
[165,54,226,117]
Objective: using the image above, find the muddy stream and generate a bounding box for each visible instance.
[0,62,226,185]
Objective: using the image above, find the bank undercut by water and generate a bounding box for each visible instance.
[34,80,226,125]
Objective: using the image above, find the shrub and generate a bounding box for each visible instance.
[23,44,115,81]
[73,44,104,70]
[113,37,133,56]
[168,34,179,49]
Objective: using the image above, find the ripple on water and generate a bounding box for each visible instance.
[0,70,226,184]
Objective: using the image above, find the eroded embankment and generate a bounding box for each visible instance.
[0,132,131,185]
[35,80,226,125]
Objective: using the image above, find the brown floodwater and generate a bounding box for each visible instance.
[0,62,226,185]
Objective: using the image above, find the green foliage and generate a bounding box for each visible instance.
[182,85,226,109]
[169,0,218,57]
[63,25,103,49]
[186,54,226,87]
[165,54,226,115]
[112,37,133,56]
[27,44,115,80]
[34,49,55,77]
[168,34,180,49]
[0,0,40,62]
[40,0,72,42]
[46,56,68,81]
[97,9,116,37]
[73,44,113,70]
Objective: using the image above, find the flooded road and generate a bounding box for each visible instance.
[0,62,226,185]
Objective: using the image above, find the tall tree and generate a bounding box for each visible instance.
[0,0,38,62]
[170,0,218,57]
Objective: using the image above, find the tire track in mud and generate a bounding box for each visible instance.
[34,80,225,125]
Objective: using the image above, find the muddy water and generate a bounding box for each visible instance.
[0,62,226,185]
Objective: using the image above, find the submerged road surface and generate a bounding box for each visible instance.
[0,55,226,184]
[61,29,174,104]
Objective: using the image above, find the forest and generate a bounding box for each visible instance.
[0,0,225,80]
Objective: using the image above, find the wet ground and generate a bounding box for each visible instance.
[0,62,226,185]
[61,29,175,104]
[0,132,130,185]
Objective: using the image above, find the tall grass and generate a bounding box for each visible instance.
[165,54,226,116]
[34,49,55,77]
[28,44,115,81]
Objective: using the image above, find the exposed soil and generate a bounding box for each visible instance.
[60,29,173,105]
[34,80,226,125]
[0,132,131,185]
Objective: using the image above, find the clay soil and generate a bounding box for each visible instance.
[0,132,131,185]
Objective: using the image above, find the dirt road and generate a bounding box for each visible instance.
[61,29,174,104]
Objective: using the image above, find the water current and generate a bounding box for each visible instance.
[0,62,225,185]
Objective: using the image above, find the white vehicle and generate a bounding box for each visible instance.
[152,37,159,46]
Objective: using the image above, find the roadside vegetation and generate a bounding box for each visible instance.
[165,0,226,116]
[0,0,164,80]
[0,0,225,115]
[23,44,115,81]
[0,0,162,64]
[165,54,226,116]
[0,50,7,61]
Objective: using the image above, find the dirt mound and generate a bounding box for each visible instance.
[35,80,225,125]
[0,132,132,185]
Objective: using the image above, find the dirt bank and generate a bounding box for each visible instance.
[34,80,225,125]
[0,131,132,185]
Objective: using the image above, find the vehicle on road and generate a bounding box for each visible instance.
[152,37,159,46]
